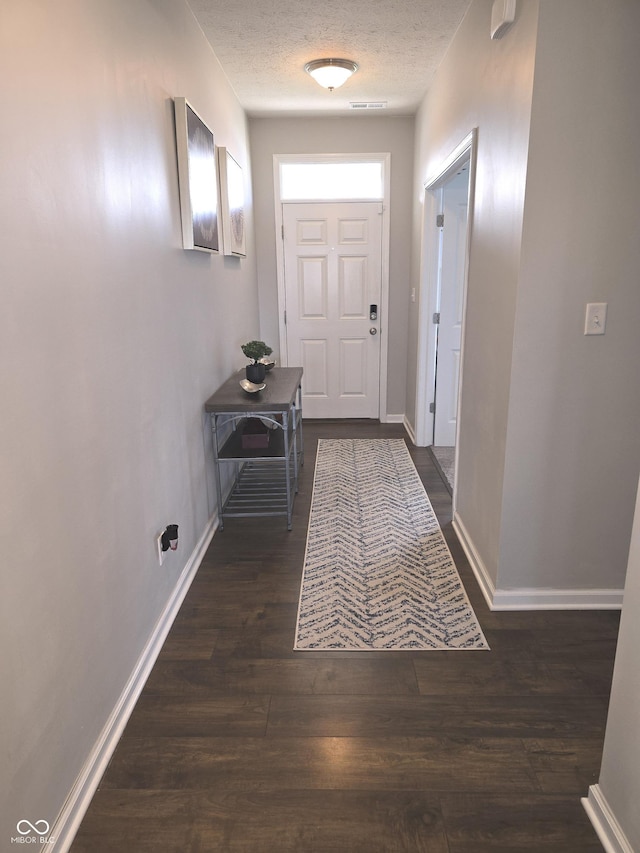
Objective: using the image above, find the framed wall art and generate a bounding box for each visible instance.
[217,147,246,257]
[174,97,219,253]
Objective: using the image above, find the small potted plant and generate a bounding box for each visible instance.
[241,340,273,384]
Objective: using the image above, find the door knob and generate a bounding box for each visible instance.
[369,327,378,335]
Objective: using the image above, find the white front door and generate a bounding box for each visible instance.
[434,175,468,446]
[283,202,382,418]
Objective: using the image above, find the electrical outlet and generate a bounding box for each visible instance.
[157,533,165,565]
[584,302,607,335]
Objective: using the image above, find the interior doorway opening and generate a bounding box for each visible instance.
[433,164,469,447]
[414,130,476,503]
[431,162,470,493]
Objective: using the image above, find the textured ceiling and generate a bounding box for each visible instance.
[186,0,472,116]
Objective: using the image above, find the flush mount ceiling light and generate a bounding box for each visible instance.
[304,58,358,91]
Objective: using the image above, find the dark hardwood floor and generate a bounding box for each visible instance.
[72,421,618,852]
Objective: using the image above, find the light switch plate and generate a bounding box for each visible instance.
[584,302,607,335]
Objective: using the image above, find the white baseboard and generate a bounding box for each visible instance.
[381,412,405,424]
[452,512,496,609]
[582,785,634,853]
[403,416,417,445]
[48,513,219,853]
[453,512,624,611]
[490,587,623,610]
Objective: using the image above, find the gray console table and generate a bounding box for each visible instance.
[204,367,303,530]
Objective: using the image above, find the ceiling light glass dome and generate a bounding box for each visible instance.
[304,58,358,91]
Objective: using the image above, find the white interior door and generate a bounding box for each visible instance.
[434,173,468,446]
[283,202,382,418]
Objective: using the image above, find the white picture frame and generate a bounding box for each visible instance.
[217,147,246,257]
[174,97,219,253]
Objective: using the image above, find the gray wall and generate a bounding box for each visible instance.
[0,0,259,839]
[408,0,640,597]
[409,0,539,580]
[500,0,640,592]
[595,476,640,849]
[249,116,414,418]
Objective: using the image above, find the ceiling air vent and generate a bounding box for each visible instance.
[349,101,388,110]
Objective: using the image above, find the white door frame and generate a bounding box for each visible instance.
[273,153,391,421]
[414,130,477,493]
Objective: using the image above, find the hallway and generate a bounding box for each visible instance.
[72,422,618,852]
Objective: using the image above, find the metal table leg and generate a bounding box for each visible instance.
[210,413,225,530]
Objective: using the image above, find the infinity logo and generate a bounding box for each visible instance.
[16,820,50,835]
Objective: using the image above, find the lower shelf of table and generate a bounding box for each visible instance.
[221,460,298,526]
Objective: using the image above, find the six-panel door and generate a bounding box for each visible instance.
[283,202,383,418]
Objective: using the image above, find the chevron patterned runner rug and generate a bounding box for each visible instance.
[294,439,489,651]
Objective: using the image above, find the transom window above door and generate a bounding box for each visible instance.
[279,159,384,201]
